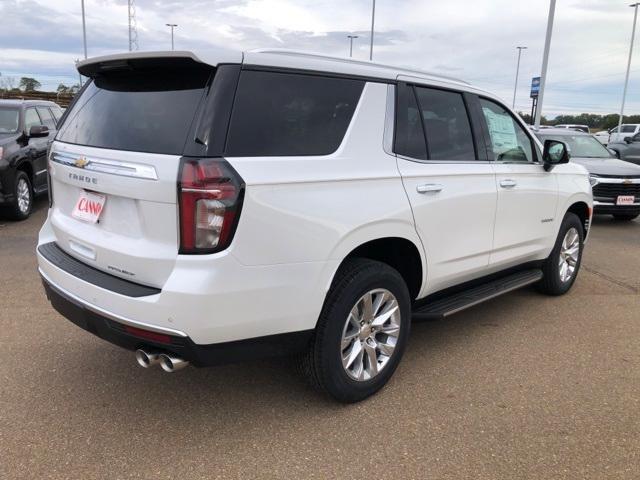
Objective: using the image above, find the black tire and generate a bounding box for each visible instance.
[4,171,33,221]
[537,212,584,296]
[612,213,639,222]
[299,258,411,403]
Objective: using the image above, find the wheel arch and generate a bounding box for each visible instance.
[328,235,425,301]
[565,200,591,237]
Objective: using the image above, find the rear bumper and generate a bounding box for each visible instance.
[41,274,313,366]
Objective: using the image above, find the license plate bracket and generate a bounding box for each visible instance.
[72,191,106,223]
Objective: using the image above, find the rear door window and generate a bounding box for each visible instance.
[56,67,211,155]
[394,84,428,160]
[621,125,637,133]
[225,71,364,156]
[414,87,476,160]
[36,107,56,130]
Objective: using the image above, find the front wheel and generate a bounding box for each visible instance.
[300,258,411,403]
[537,212,584,296]
[613,213,639,222]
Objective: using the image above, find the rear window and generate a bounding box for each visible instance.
[225,71,364,156]
[56,67,211,155]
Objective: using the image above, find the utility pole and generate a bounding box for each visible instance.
[618,3,639,135]
[369,0,376,60]
[347,35,359,57]
[81,0,87,59]
[128,0,138,51]
[535,0,556,129]
[166,24,178,51]
[512,46,527,109]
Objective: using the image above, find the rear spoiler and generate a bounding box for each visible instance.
[77,50,243,78]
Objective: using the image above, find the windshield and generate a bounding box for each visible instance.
[537,133,612,158]
[0,107,20,133]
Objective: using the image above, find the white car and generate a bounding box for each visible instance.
[37,49,592,402]
[609,124,640,144]
[593,130,611,145]
[555,124,590,133]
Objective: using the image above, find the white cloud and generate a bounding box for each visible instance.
[1,0,639,116]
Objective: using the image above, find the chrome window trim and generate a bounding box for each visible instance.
[396,154,494,165]
[51,152,158,181]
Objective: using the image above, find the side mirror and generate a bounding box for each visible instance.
[28,125,49,138]
[607,148,620,158]
[624,136,633,144]
[542,139,570,171]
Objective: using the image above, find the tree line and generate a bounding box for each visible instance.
[0,74,79,95]
[517,111,638,131]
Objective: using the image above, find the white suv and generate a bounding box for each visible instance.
[38,50,592,402]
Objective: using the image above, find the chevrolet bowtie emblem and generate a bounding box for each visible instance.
[74,156,89,168]
[622,179,632,185]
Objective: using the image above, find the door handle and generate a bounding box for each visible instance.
[416,183,443,194]
[500,179,517,188]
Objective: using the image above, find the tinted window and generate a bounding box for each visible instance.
[415,87,476,160]
[36,107,56,130]
[0,108,19,133]
[24,108,42,130]
[621,125,637,133]
[479,98,534,162]
[225,71,364,156]
[394,84,427,159]
[57,68,211,154]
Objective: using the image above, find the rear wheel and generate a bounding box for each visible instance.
[537,213,584,296]
[300,258,411,403]
[613,213,639,222]
[4,171,33,221]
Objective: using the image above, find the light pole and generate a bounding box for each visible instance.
[535,0,556,129]
[512,46,527,109]
[80,0,87,59]
[166,24,178,51]
[618,3,639,135]
[347,35,359,57]
[369,0,376,60]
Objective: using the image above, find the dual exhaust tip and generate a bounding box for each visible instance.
[135,349,189,373]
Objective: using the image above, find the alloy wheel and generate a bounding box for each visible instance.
[340,288,401,381]
[558,227,580,283]
[17,178,31,214]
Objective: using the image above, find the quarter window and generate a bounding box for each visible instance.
[479,98,534,163]
[225,71,364,157]
[414,87,476,161]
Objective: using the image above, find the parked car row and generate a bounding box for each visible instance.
[534,129,640,222]
[0,100,63,219]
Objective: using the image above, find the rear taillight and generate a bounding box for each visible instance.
[178,158,244,254]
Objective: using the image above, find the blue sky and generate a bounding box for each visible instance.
[1,0,639,118]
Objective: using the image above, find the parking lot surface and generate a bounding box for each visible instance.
[1,198,639,479]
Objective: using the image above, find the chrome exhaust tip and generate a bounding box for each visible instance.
[159,353,189,373]
[135,349,161,368]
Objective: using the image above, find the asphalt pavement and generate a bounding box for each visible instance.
[1,198,638,479]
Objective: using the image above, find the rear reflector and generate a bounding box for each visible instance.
[124,325,172,345]
[178,158,244,254]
